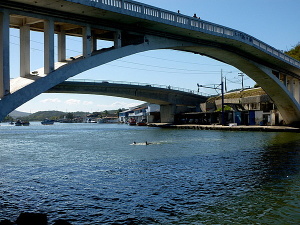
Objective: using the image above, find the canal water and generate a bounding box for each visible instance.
[0,123,300,224]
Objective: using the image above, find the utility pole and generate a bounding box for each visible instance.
[238,72,244,90]
[221,69,225,126]
[197,70,225,126]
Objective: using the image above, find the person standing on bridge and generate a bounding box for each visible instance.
[193,13,200,19]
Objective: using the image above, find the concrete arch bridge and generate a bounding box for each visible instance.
[0,0,300,125]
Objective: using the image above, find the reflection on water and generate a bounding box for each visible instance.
[0,123,300,224]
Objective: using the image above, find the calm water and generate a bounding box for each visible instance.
[0,123,300,224]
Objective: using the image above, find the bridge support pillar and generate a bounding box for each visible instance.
[295,80,300,104]
[58,26,66,62]
[20,24,30,77]
[44,19,55,74]
[83,25,92,58]
[160,104,175,123]
[92,32,97,52]
[114,30,122,48]
[0,10,10,98]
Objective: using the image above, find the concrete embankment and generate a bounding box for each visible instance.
[148,124,300,132]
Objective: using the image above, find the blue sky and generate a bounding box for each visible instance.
[11,0,300,113]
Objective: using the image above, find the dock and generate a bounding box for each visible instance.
[148,124,300,133]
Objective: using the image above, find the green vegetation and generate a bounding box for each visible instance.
[18,110,66,121]
[11,109,122,122]
[17,111,89,121]
[215,105,233,112]
[3,115,14,122]
[285,43,300,61]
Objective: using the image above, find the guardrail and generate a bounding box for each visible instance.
[72,0,300,69]
[66,79,210,96]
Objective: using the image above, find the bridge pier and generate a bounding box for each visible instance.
[160,105,194,123]
[0,10,10,98]
[44,19,55,74]
[114,30,122,48]
[58,26,66,62]
[294,79,300,103]
[20,24,30,77]
[83,25,92,58]
[160,104,176,123]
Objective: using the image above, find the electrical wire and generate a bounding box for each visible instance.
[9,34,241,76]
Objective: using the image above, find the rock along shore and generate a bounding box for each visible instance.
[0,213,72,225]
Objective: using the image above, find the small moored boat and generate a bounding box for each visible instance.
[41,119,55,125]
[128,118,136,126]
[137,119,147,126]
[15,120,30,126]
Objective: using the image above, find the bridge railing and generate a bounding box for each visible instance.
[72,0,300,69]
[66,79,210,96]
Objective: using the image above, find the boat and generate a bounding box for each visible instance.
[41,119,55,125]
[15,120,22,126]
[15,120,30,126]
[137,120,147,126]
[128,118,136,126]
[22,121,30,126]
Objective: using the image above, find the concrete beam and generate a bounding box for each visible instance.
[0,10,10,98]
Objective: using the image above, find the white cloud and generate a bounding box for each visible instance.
[83,101,93,105]
[96,101,140,109]
[65,99,81,105]
[40,98,62,103]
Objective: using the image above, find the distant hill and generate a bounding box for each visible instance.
[9,110,119,121]
[20,110,67,121]
[18,110,90,121]
[9,110,31,119]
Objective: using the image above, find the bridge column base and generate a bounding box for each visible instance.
[160,105,176,123]
[160,105,194,123]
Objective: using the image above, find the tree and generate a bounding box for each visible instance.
[66,113,74,120]
[285,43,300,61]
[2,115,14,122]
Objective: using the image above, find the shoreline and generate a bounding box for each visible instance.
[148,123,300,133]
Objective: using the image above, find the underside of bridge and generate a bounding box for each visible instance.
[0,0,300,125]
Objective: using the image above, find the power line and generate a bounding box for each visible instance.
[9,34,241,75]
[115,60,221,73]
[106,63,219,75]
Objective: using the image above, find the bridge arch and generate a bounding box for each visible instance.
[1,34,300,125]
[0,36,203,120]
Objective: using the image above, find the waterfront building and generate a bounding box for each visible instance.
[183,88,283,126]
[119,103,160,124]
